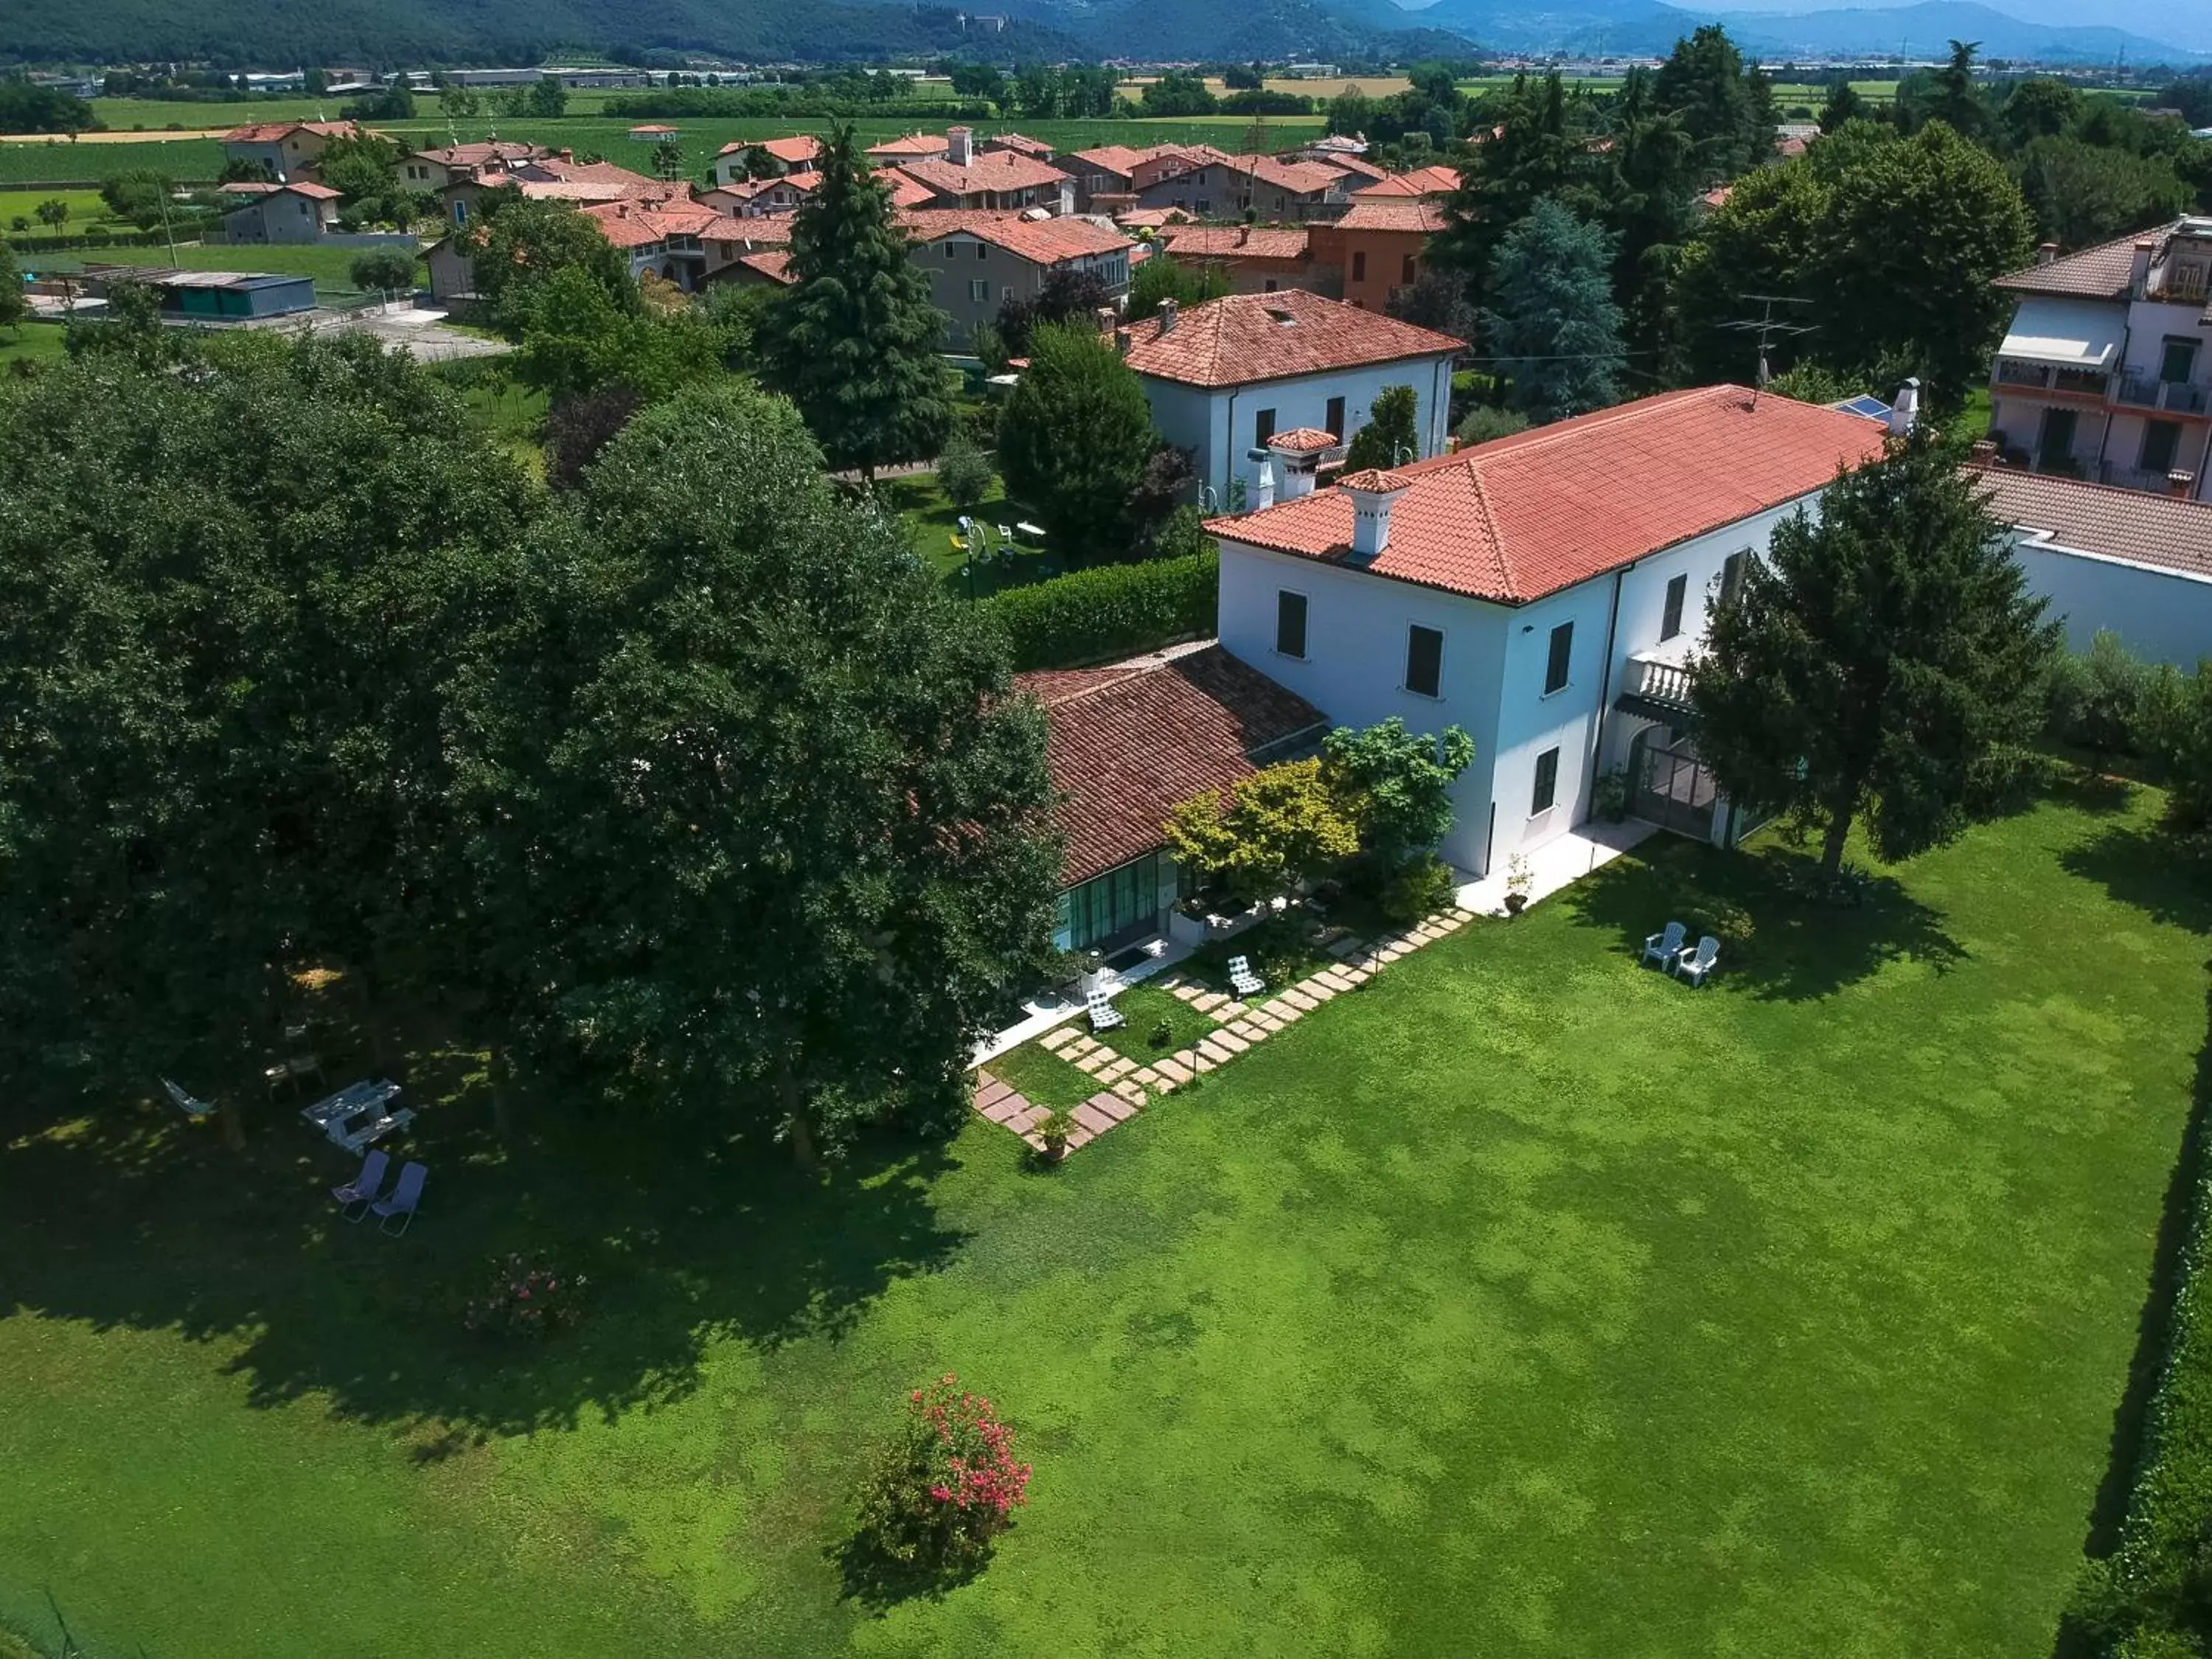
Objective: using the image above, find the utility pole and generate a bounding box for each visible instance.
[1719,292,1815,406]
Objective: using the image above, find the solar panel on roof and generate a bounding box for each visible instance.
[1835,395,1893,420]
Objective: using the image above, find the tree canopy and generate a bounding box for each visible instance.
[1691,431,2058,878]
[995,319,1160,563]
[1482,198,1627,424]
[1343,384,1422,473]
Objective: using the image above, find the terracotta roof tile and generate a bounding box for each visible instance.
[895,150,1070,198]
[1332,200,1450,235]
[1223,154,1345,195]
[1160,225,1310,261]
[1121,288,1462,389]
[1267,427,1343,453]
[1020,646,1328,885]
[1208,386,1888,605]
[1353,164,1460,198]
[866,132,950,158]
[1994,223,2180,299]
[279,181,341,201]
[220,119,358,144]
[901,209,1131,266]
[984,132,1055,158]
[737,248,794,285]
[1976,466,2212,580]
[1310,153,1390,183]
[715,135,821,164]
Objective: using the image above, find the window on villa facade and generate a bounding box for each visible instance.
[1531,748,1560,814]
[944,243,956,259]
[1544,622,1572,695]
[1352,250,1367,282]
[2161,337,2199,383]
[1326,395,1345,437]
[1255,408,1276,446]
[1405,625,1443,698]
[969,279,988,302]
[1402,254,1417,283]
[1660,573,1687,641]
[1719,551,1747,607]
[2143,419,2183,473]
[1276,590,1308,658]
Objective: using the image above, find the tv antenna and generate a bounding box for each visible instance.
[1720,293,1815,405]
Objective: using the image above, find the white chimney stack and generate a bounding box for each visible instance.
[947,125,973,167]
[1887,378,1919,438]
[1253,459,1276,511]
[2129,239,2154,297]
[1342,469,1408,558]
[1157,297,1178,334]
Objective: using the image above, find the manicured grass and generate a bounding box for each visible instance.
[0,189,124,234]
[1,784,2205,1656]
[0,321,69,370]
[987,1034,1102,1112]
[877,470,1071,600]
[1091,983,1217,1063]
[0,136,222,185]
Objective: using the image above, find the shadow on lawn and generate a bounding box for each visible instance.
[2061,819,2212,938]
[0,1087,970,1440]
[1559,832,1965,1001]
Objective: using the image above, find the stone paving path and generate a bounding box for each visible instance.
[968,905,1482,1156]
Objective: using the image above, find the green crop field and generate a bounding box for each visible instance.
[0,136,223,185]
[0,188,123,232]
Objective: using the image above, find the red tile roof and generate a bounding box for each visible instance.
[1994,223,2177,299]
[1310,153,1390,183]
[716,134,822,164]
[1353,164,1460,199]
[1120,288,1463,389]
[1223,153,1346,196]
[279,181,341,201]
[1160,225,1310,262]
[1332,200,1450,235]
[1267,427,1343,453]
[1208,385,1889,605]
[894,150,1070,198]
[409,140,544,170]
[867,132,950,158]
[737,248,794,285]
[901,210,1132,267]
[983,132,1055,159]
[1976,466,2212,580]
[1020,646,1328,885]
[219,119,358,144]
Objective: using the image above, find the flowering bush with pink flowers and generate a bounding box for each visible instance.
[463,1253,587,1340]
[852,1374,1031,1578]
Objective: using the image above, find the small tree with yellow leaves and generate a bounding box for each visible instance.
[1163,757,1360,905]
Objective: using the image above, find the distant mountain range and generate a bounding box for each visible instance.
[0,0,2202,73]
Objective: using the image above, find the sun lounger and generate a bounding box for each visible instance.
[332,1149,391,1221]
[370,1161,427,1237]
[1228,954,1265,998]
[1086,989,1125,1032]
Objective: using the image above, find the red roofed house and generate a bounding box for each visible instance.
[891,127,1071,213]
[1119,287,1463,507]
[904,210,1135,348]
[1351,164,1460,201]
[220,180,343,243]
[1309,199,1450,312]
[1204,386,1896,872]
[712,134,823,187]
[1022,645,1327,955]
[218,119,363,184]
[1158,224,1322,297]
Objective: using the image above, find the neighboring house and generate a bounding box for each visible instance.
[217,119,361,183]
[707,248,796,289]
[220,181,341,243]
[1309,201,1448,312]
[903,210,1134,348]
[892,128,1071,212]
[866,131,950,163]
[400,141,546,191]
[1203,386,1892,875]
[701,170,822,216]
[1216,154,1350,223]
[712,134,821,187]
[1979,466,2212,665]
[1308,153,1391,187]
[1351,164,1459,201]
[1120,149,1248,218]
[1022,645,1328,955]
[1066,144,1220,212]
[981,131,1056,161]
[582,199,771,291]
[86,265,319,321]
[1986,217,2212,501]
[1158,226,1329,297]
[442,155,664,227]
[1118,288,1463,504]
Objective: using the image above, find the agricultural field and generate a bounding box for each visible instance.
[0,188,123,234]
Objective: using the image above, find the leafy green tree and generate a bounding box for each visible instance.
[1481,198,1626,424]
[34,198,69,229]
[1127,253,1232,321]
[349,248,420,296]
[1343,383,1422,472]
[1386,265,1480,344]
[1319,718,1478,874]
[968,318,1012,376]
[995,266,1113,358]
[509,265,731,403]
[1922,40,1989,143]
[438,80,481,119]
[1817,78,1867,134]
[1652,25,1776,182]
[0,335,538,1135]
[467,195,635,324]
[1327,88,1373,138]
[1433,71,1583,294]
[2000,77,2079,147]
[1142,72,1217,117]
[526,76,567,119]
[1164,759,1360,903]
[1763,360,1858,404]
[1594,66,1702,358]
[2141,660,2212,832]
[936,425,995,515]
[1672,119,2031,412]
[995,319,1157,563]
[758,123,951,481]
[0,243,26,332]
[456,381,1061,1163]
[2017,137,2191,251]
[0,83,95,133]
[1692,432,2058,880]
[98,168,173,229]
[1454,404,1530,445]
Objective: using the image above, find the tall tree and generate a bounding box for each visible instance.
[995,319,1158,563]
[1599,68,1701,358]
[1999,77,2079,148]
[1671,119,2031,411]
[994,266,1113,358]
[1128,254,1232,321]
[0,243,25,332]
[1652,26,1775,183]
[456,381,1060,1162]
[1691,432,2058,879]
[1343,383,1422,472]
[758,123,951,481]
[1481,198,1627,424]
[2016,137,2191,251]
[465,195,634,324]
[1816,77,1865,135]
[1923,40,1989,142]
[1432,70,1584,296]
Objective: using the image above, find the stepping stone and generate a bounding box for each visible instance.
[975,1074,1015,1110]
[1197,1038,1235,1065]
[1038,1026,1078,1051]
[1102,1057,1136,1081]
[1279,988,1318,1012]
[1155,1057,1192,1085]
[1171,983,1203,1003]
[1342,966,1374,986]
[1453,908,1478,923]
[1112,1080,1147,1107]
[1007,1103,1046,1133]
[1376,943,1408,963]
[1192,992,1228,1013]
[1212,1029,1251,1054]
[1134,1067,1163,1088]
[1151,1074,1178,1094]
[1093,1091,1139,1121]
[1073,1099,1119,1135]
[1266,1004,1301,1024]
[1065,1035,1097,1057]
[1188,1049,1219,1074]
[981,1091,1029,1124]
[1433,914,1465,933]
[1074,1051,1107,1074]
[1325,935,1360,959]
[1301,979,1338,1004]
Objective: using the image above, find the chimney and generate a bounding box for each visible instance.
[1113,327,1131,357]
[2170,470,2197,500]
[1343,470,1408,559]
[1886,378,1919,438]
[1267,435,1319,499]
[1969,439,1999,466]
[1158,297,1177,334]
[559,147,574,163]
[2129,240,2154,297]
[1253,459,1276,511]
[1093,304,1117,334]
[2035,241,2057,265]
[947,125,973,167]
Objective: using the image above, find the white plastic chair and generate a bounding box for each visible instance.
[1086,989,1125,1032]
[1641,921,1686,969]
[1228,954,1265,998]
[161,1078,215,1119]
[1674,935,1720,986]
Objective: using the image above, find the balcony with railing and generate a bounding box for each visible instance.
[1992,359,2110,398]
[2113,372,2212,417]
[2100,460,2199,495]
[1618,650,1698,720]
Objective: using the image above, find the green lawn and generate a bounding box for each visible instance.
[0,136,222,185]
[2,784,2206,1657]
[878,469,1072,600]
[0,189,126,234]
[19,240,385,294]
[0,321,69,370]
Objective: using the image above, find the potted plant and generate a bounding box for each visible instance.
[1593,765,1630,824]
[1033,1107,1074,1161]
[1503,854,1533,917]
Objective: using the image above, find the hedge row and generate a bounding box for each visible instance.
[2072,1017,2212,1655]
[2,229,173,254]
[978,549,1217,672]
